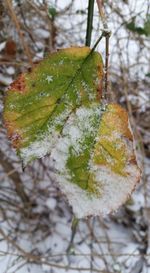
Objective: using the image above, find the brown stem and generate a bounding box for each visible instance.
[5,0,33,66]
[96,0,111,100]
[96,0,108,30]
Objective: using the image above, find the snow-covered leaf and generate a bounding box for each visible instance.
[51,103,141,217]
[3,46,141,217]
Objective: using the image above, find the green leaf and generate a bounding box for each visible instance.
[4,47,103,165]
[126,15,150,36]
[126,19,136,32]
[48,6,57,20]
[145,72,150,77]
[4,47,141,217]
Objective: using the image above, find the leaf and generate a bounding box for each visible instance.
[50,103,141,217]
[126,20,146,35]
[48,6,57,20]
[4,46,103,165]
[5,39,17,57]
[126,15,150,36]
[4,47,141,218]
[145,72,150,77]
[126,19,137,32]
[144,14,150,36]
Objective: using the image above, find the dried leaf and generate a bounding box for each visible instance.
[5,39,17,56]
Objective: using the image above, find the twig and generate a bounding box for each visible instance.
[66,216,79,254]
[96,0,111,100]
[5,0,33,66]
[85,0,95,46]
[0,149,30,207]
[96,0,108,30]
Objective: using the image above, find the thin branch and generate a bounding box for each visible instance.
[96,0,108,30]
[0,149,30,206]
[85,0,95,46]
[5,0,33,66]
[96,0,111,100]
[66,216,79,254]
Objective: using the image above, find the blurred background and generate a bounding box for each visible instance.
[0,0,150,272]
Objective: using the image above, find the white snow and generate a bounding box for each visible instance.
[53,164,140,218]
[0,73,12,85]
[46,197,57,210]
[19,103,141,219]
[0,41,6,52]
[49,105,141,218]
[0,0,147,271]
[20,107,71,165]
[20,131,59,165]
[6,66,15,75]
[34,28,50,39]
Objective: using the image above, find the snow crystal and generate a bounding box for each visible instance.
[46,75,53,83]
[59,60,64,65]
[9,103,15,110]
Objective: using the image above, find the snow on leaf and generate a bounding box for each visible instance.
[3,47,141,217]
[3,46,103,164]
[50,103,141,218]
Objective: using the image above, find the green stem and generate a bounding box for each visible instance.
[66,216,79,254]
[85,0,95,46]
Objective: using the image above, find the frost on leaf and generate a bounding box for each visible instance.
[3,46,103,164]
[3,46,141,218]
[50,103,141,218]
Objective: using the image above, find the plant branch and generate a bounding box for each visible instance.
[96,0,109,30]
[0,149,30,206]
[96,0,111,100]
[5,0,33,66]
[85,0,95,46]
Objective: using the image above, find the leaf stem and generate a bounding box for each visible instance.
[85,0,95,46]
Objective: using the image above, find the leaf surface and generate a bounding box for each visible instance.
[4,47,103,164]
[50,103,141,217]
[4,47,141,217]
